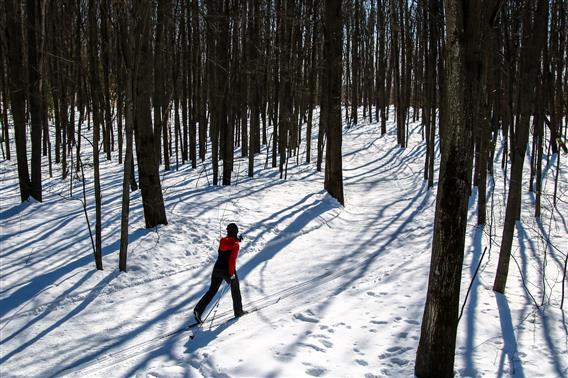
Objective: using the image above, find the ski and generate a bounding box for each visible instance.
[187,321,200,329]
[188,297,281,338]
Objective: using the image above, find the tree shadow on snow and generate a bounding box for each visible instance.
[0,270,119,366]
[45,272,209,378]
[495,293,525,378]
[0,226,149,321]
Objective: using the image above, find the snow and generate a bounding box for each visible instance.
[1,110,567,377]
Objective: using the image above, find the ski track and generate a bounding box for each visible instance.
[1,110,566,377]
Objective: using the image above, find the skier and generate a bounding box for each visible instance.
[194,223,245,323]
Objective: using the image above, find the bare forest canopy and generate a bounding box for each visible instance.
[1,0,566,198]
[1,1,566,262]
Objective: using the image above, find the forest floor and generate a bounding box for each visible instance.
[1,110,567,377]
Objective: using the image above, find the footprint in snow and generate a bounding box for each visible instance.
[306,367,327,377]
[317,339,333,348]
[379,346,413,360]
[294,313,319,323]
[298,342,326,352]
[370,320,388,325]
[391,357,409,366]
[274,351,295,362]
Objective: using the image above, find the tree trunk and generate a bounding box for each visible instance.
[5,0,32,202]
[248,0,260,178]
[118,3,138,273]
[88,0,103,270]
[322,0,344,206]
[415,1,471,376]
[26,0,43,201]
[0,49,11,160]
[220,0,232,186]
[100,0,112,161]
[278,0,293,179]
[133,2,168,228]
[493,0,547,294]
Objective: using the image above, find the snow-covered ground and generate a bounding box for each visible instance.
[1,110,567,377]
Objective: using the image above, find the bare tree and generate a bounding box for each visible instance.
[133,0,168,228]
[26,0,43,201]
[87,0,104,270]
[5,0,32,202]
[118,3,146,272]
[493,0,548,294]
[415,1,472,376]
[322,0,344,206]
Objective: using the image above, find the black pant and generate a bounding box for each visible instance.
[195,269,243,317]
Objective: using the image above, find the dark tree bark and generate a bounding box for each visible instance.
[192,0,205,165]
[88,0,103,270]
[305,0,320,164]
[0,35,10,160]
[248,0,261,178]
[100,0,112,161]
[26,0,43,201]
[415,1,471,376]
[376,0,387,135]
[153,0,167,167]
[133,1,168,228]
[476,0,503,225]
[322,0,344,206]
[422,0,440,189]
[5,0,32,202]
[118,3,136,273]
[206,0,222,185]
[220,0,232,186]
[494,0,548,294]
[350,0,361,127]
[180,2,189,165]
[277,0,294,179]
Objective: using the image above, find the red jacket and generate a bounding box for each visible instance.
[213,236,240,276]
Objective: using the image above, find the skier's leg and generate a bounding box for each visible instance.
[195,272,223,315]
[229,273,243,316]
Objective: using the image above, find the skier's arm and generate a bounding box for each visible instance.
[228,241,239,277]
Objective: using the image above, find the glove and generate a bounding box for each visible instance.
[237,234,243,242]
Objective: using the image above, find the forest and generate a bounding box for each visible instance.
[1,0,567,377]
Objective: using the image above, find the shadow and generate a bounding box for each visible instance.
[275,180,434,364]
[462,226,484,377]
[45,277,208,378]
[1,269,96,343]
[183,317,235,353]
[238,191,332,278]
[0,227,148,320]
[0,199,36,219]
[536,308,567,376]
[495,293,525,378]
[117,316,236,378]
[0,270,118,364]
[563,310,568,347]
[0,207,85,259]
[515,221,538,338]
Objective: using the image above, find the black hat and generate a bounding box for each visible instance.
[227,223,238,237]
